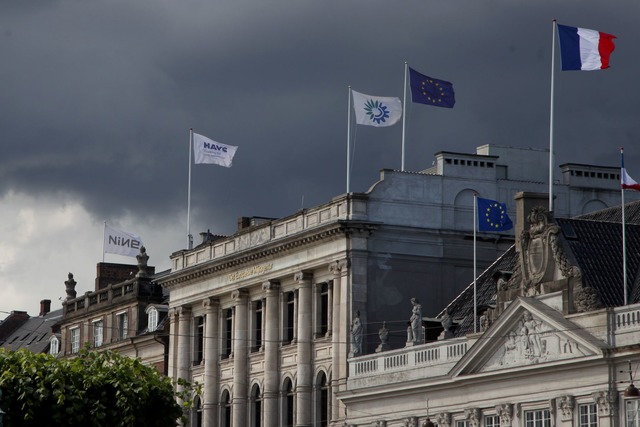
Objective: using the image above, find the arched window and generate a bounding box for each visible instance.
[251,384,262,427]
[147,306,158,331]
[221,390,232,427]
[282,378,294,427]
[315,372,329,427]
[193,396,203,427]
[49,336,59,356]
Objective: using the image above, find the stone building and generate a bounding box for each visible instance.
[341,194,640,426]
[54,247,170,373]
[157,144,638,427]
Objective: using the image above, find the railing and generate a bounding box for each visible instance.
[349,338,468,379]
[63,281,138,315]
[172,197,356,271]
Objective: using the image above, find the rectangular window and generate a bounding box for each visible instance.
[456,421,469,427]
[49,337,59,356]
[525,409,551,427]
[70,327,80,354]
[148,307,158,331]
[194,316,204,364]
[626,400,640,427]
[579,403,597,427]
[485,415,500,427]
[93,320,103,347]
[252,300,263,352]
[222,308,233,359]
[285,292,295,344]
[116,312,129,340]
[318,283,329,337]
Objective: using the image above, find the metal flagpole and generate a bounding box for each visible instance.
[187,128,193,250]
[622,147,628,305]
[401,61,408,171]
[102,221,106,262]
[473,193,478,333]
[347,86,352,194]
[548,19,557,214]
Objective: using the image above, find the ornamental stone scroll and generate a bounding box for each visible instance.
[464,408,481,427]
[435,412,451,427]
[557,395,574,421]
[495,404,513,427]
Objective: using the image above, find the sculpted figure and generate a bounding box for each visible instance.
[410,298,423,344]
[351,310,363,356]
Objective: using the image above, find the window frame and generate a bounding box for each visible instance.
[70,326,80,354]
[92,319,104,347]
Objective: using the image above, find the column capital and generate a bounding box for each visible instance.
[231,289,249,302]
[262,280,280,292]
[294,271,313,283]
[202,297,220,309]
[328,259,350,275]
[175,306,192,317]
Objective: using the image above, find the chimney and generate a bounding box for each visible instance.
[39,299,51,316]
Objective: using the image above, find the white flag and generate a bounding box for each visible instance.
[193,133,238,167]
[352,90,402,127]
[104,224,144,258]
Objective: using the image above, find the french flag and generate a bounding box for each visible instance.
[557,24,616,71]
[621,149,640,191]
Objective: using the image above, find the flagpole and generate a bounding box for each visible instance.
[401,61,408,171]
[187,128,193,250]
[102,221,106,262]
[473,193,478,333]
[548,19,557,214]
[621,147,628,305]
[347,86,352,194]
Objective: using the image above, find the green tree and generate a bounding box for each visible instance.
[0,348,196,427]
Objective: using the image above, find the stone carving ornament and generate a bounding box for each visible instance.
[495,404,513,427]
[557,395,574,421]
[464,408,481,427]
[435,412,451,427]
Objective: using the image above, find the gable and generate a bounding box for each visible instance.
[450,297,608,377]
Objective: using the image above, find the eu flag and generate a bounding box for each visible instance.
[409,67,455,108]
[477,197,513,232]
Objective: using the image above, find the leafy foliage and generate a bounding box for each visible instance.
[0,348,194,427]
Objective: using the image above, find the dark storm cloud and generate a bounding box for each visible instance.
[2,0,640,242]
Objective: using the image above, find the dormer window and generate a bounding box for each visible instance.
[49,336,59,356]
[148,307,158,331]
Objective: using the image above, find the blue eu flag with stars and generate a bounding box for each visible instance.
[409,67,455,108]
[477,197,513,232]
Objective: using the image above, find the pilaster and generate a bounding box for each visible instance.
[295,271,313,427]
[202,298,220,427]
[262,280,280,427]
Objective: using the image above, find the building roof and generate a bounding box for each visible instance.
[0,309,62,354]
[440,201,640,337]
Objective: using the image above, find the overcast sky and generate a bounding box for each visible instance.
[1,0,638,317]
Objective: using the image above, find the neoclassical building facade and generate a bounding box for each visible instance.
[157,145,639,427]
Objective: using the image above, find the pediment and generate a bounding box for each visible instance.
[451,297,608,377]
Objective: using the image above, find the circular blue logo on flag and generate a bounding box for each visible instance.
[363,99,391,124]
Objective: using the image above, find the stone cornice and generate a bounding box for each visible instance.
[159,220,378,289]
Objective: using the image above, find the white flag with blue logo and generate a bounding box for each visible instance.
[193,133,238,167]
[352,90,402,127]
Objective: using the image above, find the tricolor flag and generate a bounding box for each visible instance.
[557,24,616,71]
[104,224,144,257]
[477,198,513,232]
[351,90,402,127]
[193,133,238,167]
[621,150,640,191]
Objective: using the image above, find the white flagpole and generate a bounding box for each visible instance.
[187,128,193,250]
[621,147,628,305]
[548,19,557,214]
[473,193,478,333]
[347,86,352,194]
[401,61,408,171]
[102,221,106,262]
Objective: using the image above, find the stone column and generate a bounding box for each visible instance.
[203,298,220,427]
[329,259,350,424]
[232,290,249,427]
[167,308,178,380]
[326,281,333,337]
[295,271,313,427]
[176,306,192,384]
[262,280,280,427]
[175,306,192,416]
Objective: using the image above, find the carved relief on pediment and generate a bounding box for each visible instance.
[482,310,589,371]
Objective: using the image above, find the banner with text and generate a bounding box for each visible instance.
[103,224,144,257]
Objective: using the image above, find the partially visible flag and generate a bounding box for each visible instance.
[193,133,238,167]
[557,24,616,71]
[477,198,513,232]
[351,90,402,127]
[621,150,640,191]
[104,224,144,258]
[409,67,455,108]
